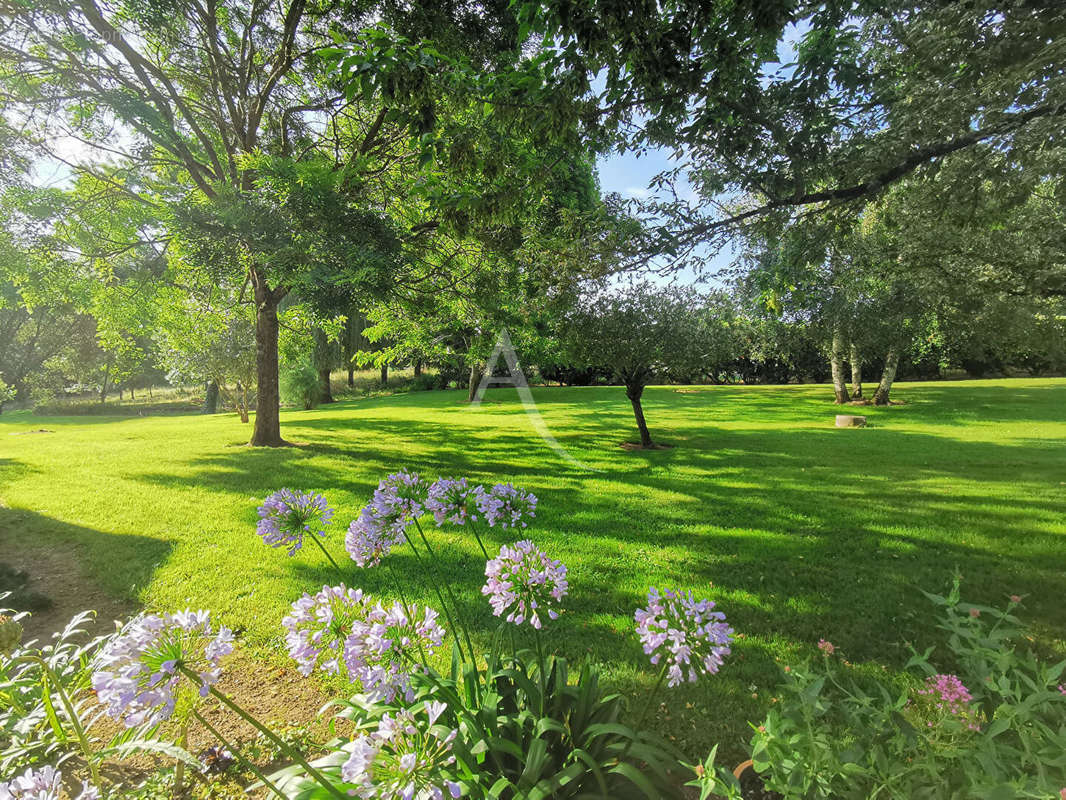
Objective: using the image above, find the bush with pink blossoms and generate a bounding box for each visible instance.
[690,579,1066,800]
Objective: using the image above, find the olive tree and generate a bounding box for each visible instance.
[564,283,710,448]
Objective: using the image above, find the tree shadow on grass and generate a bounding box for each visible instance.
[0,507,173,640]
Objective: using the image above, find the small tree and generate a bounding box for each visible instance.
[565,284,709,448]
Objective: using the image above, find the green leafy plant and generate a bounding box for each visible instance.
[690,580,1066,799]
[269,646,685,799]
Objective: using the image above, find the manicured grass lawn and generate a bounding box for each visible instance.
[2,379,1065,760]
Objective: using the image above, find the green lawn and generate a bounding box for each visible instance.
[2,379,1065,759]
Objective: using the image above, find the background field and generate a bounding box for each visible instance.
[2,378,1064,759]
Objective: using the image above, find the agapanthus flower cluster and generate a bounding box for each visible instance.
[635,587,733,688]
[346,602,446,703]
[476,483,537,529]
[482,540,568,629]
[1059,684,1066,696]
[283,584,370,677]
[0,765,61,800]
[92,609,234,727]
[376,471,430,520]
[0,767,98,800]
[341,703,461,800]
[257,489,334,556]
[426,478,484,526]
[346,472,430,567]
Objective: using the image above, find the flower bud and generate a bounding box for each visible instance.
[0,614,24,655]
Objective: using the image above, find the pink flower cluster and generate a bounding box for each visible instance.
[917,673,973,715]
[482,540,568,629]
[92,610,234,727]
[635,588,733,687]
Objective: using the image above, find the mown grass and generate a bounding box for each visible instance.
[1,378,1064,760]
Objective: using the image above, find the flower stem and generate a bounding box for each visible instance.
[399,526,467,663]
[412,518,478,666]
[25,655,100,786]
[385,559,428,667]
[465,518,490,560]
[193,676,346,800]
[309,534,344,580]
[193,709,287,799]
[632,662,669,734]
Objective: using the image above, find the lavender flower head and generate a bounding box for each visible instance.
[426,477,485,526]
[346,601,447,703]
[92,609,234,727]
[476,483,537,529]
[635,587,733,688]
[0,765,61,800]
[283,584,370,677]
[257,489,334,556]
[376,470,430,520]
[346,506,407,568]
[482,540,568,629]
[341,703,461,800]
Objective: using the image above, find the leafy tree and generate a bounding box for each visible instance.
[564,283,711,448]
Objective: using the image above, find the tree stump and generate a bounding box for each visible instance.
[835,414,867,428]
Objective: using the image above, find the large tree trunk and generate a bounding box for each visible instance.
[413,359,422,377]
[467,363,483,402]
[849,342,863,399]
[626,383,653,447]
[380,363,389,386]
[250,282,286,447]
[873,348,900,406]
[830,323,850,404]
[203,381,219,414]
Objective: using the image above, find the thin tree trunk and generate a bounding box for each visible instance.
[467,364,483,402]
[239,382,250,423]
[318,368,334,403]
[129,387,135,401]
[873,348,900,406]
[347,366,355,387]
[830,323,850,404]
[849,342,863,399]
[380,363,388,386]
[100,357,111,404]
[250,282,286,447]
[413,359,422,377]
[203,381,219,414]
[626,383,653,447]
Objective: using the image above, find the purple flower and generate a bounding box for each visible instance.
[376,471,430,521]
[634,587,733,688]
[92,610,234,727]
[482,540,567,629]
[0,765,61,800]
[257,489,334,556]
[426,478,485,526]
[345,602,446,703]
[817,639,835,656]
[346,507,407,568]
[282,584,370,678]
[340,704,460,800]
[476,483,537,529]
[1059,684,1066,696]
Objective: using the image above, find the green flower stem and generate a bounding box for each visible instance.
[412,518,478,666]
[193,709,287,799]
[465,518,491,560]
[385,559,429,667]
[187,673,346,800]
[632,662,669,734]
[23,655,100,786]
[308,534,344,580]
[398,527,468,663]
